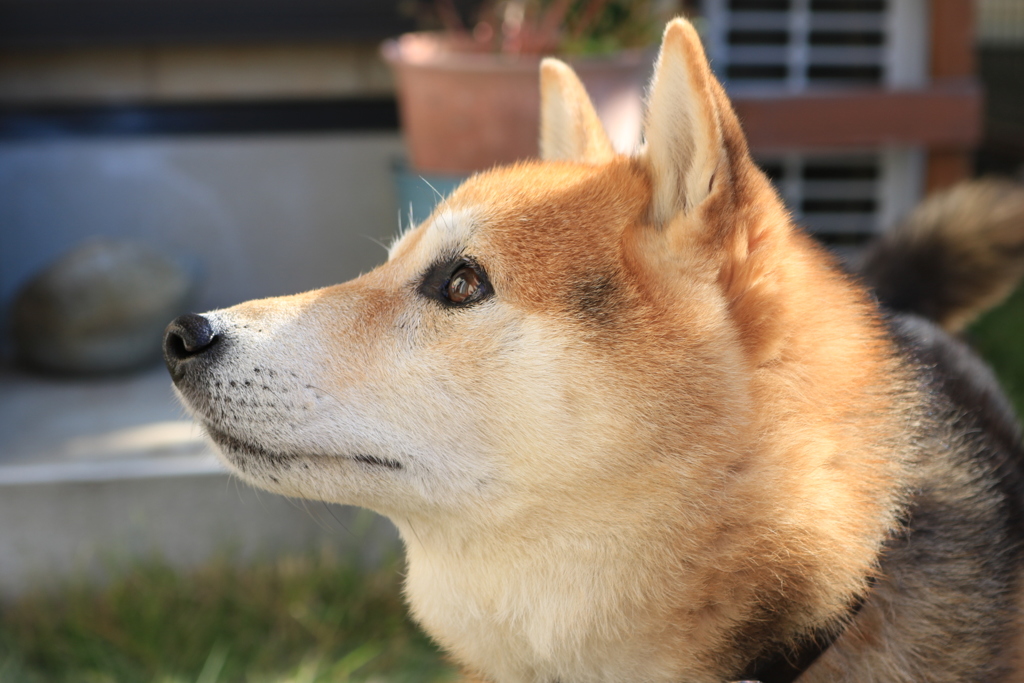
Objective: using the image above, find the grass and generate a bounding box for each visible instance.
[0,551,456,683]
[969,284,1024,417]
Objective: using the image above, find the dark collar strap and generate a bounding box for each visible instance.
[735,627,838,683]
[736,590,869,683]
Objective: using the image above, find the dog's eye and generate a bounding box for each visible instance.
[446,265,482,304]
[419,257,491,307]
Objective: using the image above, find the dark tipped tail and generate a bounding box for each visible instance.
[858,179,1024,333]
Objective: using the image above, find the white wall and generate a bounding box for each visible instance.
[0,132,405,350]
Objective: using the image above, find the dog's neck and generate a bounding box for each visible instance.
[398,516,693,683]
[393,485,873,683]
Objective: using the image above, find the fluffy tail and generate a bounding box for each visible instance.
[858,179,1024,334]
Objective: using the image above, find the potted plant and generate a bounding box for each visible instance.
[382,0,673,176]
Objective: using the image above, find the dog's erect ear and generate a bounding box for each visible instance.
[539,58,615,164]
[643,19,727,224]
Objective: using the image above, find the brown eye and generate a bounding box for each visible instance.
[419,257,491,307]
[446,266,481,304]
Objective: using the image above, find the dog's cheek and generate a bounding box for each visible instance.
[415,313,609,492]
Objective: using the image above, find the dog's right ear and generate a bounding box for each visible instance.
[539,58,615,164]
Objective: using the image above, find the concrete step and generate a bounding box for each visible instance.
[0,363,399,595]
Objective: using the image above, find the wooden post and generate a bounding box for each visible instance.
[926,0,977,193]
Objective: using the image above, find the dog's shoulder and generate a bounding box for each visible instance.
[889,313,1023,469]
[816,313,1024,680]
[888,312,1024,546]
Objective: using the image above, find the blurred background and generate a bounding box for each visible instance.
[0,0,1021,680]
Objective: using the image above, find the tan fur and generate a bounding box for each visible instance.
[168,18,1023,683]
[539,58,615,164]
[644,19,724,222]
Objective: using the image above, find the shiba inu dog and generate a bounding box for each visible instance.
[164,18,1024,683]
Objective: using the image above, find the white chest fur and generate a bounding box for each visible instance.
[398,524,685,683]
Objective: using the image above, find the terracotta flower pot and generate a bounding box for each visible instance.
[382,32,653,174]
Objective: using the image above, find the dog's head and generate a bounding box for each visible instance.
[166,20,795,519]
[166,21,897,678]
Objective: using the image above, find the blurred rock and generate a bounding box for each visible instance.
[11,240,197,375]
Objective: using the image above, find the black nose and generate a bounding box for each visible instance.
[164,313,218,376]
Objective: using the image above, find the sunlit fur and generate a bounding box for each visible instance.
[172,19,1024,683]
